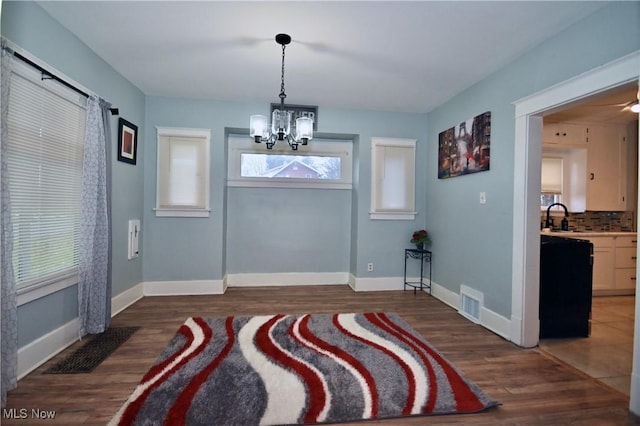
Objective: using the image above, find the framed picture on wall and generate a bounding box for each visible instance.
[438,111,491,179]
[118,118,138,165]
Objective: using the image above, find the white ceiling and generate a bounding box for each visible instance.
[545,82,640,125]
[35,1,614,114]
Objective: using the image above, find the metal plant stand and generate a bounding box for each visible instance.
[404,249,432,294]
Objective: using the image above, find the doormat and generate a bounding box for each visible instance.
[44,326,139,374]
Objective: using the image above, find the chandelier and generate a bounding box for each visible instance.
[250,34,313,150]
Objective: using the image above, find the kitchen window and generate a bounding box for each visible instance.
[541,157,563,210]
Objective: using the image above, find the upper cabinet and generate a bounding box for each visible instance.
[543,123,587,148]
[542,121,636,213]
[586,125,628,211]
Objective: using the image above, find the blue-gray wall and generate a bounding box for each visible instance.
[3,0,639,350]
[2,1,145,347]
[426,1,640,317]
[143,96,427,281]
[226,187,352,274]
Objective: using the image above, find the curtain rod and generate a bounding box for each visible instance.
[12,51,119,116]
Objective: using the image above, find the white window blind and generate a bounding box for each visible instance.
[370,137,417,220]
[541,157,563,193]
[156,127,210,217]
[7,60,87,291]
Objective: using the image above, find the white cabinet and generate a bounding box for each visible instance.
[560,234,637,295]
[589,236,615,292]
[614,235,637,291]
[586,125,628,211]
[543,123,586,147]
[541,122,633,213]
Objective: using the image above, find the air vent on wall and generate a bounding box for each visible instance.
[459,285,483,323]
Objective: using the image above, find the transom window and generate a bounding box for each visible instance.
[228,135,352,189]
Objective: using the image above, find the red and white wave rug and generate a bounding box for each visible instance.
[109,312,498,425]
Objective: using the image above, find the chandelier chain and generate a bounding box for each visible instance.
[279,43,286,101]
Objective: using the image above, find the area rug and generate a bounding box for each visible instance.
[44,327,139,374]
[109,313,498,425]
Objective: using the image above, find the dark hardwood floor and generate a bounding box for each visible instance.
[4,285,639,425]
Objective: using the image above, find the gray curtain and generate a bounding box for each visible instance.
[1,42,17,408]
[78,95,112,336]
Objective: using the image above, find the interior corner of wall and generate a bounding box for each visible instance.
[111,282,144,317]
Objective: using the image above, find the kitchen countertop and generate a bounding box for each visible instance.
[541,230,636,237]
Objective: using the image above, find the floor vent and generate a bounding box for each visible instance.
[459,285,483,324]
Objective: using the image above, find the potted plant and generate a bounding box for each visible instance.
[410,229,430,250]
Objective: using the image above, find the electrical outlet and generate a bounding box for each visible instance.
[367,262,374,272]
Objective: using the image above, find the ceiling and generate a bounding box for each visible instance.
[35,1,616,114]
[545,82,640,125]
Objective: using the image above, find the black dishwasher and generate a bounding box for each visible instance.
[540,235,593,338]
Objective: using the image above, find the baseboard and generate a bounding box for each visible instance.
[111,282,144,317]
[17,318,80,380]
[349,274,404,291]
[480,306,511,340]
[430,280,458,308]
[429,280,511,340]
[17,282,144,380]
[143,280,226,296]
[227,272,348,287]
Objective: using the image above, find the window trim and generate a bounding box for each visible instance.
[16,270,78,306]
[155,126,211,218]
[370,137,417,220]
[227,135,353,190]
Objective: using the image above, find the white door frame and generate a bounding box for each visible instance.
[510,50,639,413]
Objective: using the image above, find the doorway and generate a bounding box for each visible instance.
[510,51,640,410]
[536,83,638,396]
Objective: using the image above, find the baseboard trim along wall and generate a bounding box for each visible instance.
[17,318,80,380]
[227,272,348,287]
[143,280,225,296]
[432,280,511,340]
[111,283,144,317]
[349,274,404,291]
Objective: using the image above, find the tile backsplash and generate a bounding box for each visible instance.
[541,211,636,232]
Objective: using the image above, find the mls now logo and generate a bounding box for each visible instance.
[3,408,28,419]
[3,408,56,419]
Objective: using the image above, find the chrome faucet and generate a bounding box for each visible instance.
[545,203,569,230]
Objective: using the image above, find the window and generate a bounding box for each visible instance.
[227,135,352,189]
[541,157,563,210]
[370,137,417,220]
[155,127,211,217]
[6,59,87,298]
